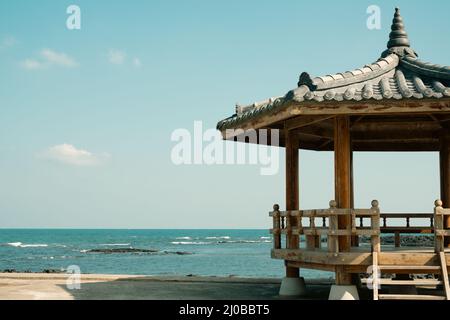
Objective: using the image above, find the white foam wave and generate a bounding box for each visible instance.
[99,243,131,246]
[218,240,271,244]
[6,242,48,248]
[7,242,22,247]
[205,236,230,240]
[171,241,211,245]
[175,237,192,240]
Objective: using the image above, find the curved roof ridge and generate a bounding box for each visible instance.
[302,54,399,91]
[401,56,450,80]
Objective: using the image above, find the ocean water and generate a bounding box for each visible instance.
[0,229,332,279]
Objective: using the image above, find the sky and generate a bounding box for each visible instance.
[0,0,449,228]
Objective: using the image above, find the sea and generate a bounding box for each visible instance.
[0,229,332,279]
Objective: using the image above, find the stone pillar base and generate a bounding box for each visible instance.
[329,285,359,300]
[279,277,306,297]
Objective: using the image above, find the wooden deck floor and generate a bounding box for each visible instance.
[272,246,450,274]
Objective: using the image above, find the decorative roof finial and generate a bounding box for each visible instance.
[387,7,410,48]
[382,8,417,58]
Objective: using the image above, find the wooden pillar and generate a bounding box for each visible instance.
[439,128,450,247]
[285,128,299,278]
[334,116,352,285]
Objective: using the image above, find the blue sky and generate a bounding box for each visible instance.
[0,0,449,228]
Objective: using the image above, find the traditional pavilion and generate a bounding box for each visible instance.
[217,8,450,300]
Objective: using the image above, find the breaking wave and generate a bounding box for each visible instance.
[171,241,211,245]
[205,236,230,240]
[5,242,48,248]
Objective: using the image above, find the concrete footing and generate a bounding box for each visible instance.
[329,285,360,300]
[279,277,306,296]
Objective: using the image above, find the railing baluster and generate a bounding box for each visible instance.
[297,212,303,247]
[328,200,339,254]
[434,200,444,253]
[285,211,291,248]
[371,200,381,253]
[359,217,363,227]
[272,204,281,250]
[406,217,410,228]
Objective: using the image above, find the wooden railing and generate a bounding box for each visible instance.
[270,200,381,253]
[270,200,450,251]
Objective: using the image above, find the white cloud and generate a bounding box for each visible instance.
[40,48,78,67]
[40,144,110,166]
[21,59,44,70]
[108,49,126,65]
[133,57,142,68]
[20,48,78,70]
[107,50,142,68]
[0,36,17,49]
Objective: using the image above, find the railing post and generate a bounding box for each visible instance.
[394,232,401,248]
[328,200,339,254]
[371,200,381,253]
[272,204,281,249]
[286,210,291,248]
[435,200,444,253]
[351,209,357,243]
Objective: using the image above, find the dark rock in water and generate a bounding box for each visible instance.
[161,250,193,255]
[2,269,17,273]
[174,251,192,255]
[2,269,62,274]
[2,269,33,273]
[87,248,193,255]
[42,269,64,274]
[88,248,159,254]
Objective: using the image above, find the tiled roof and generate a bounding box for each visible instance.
[217,8,450,131]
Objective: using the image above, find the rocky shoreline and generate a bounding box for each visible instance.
[359,235,434,247]
[2,269,65,274]
[318,234,434,247]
